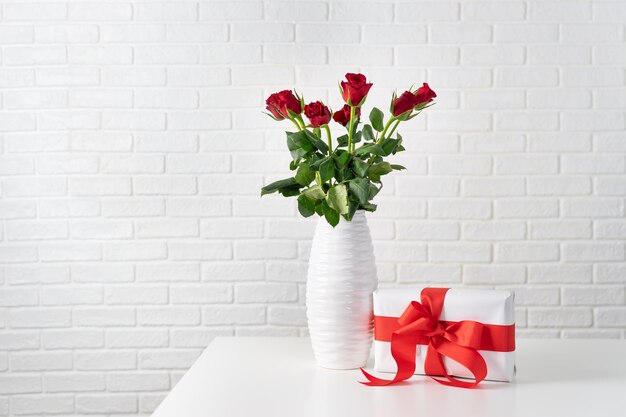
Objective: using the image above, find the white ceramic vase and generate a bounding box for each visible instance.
[306,211,378,369]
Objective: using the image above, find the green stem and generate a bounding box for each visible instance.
[296,114,307,130]
[315,171,322,186]
[377,116,397,145]
[290,118,302,131]
[324,125,332,152]
[347,106,356,153]
[387,119,401,139]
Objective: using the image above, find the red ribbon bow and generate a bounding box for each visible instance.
[361,287,514,388]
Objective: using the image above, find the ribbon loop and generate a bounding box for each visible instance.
[361,287,512,388]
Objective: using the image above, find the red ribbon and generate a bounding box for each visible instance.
[360,287,515,388]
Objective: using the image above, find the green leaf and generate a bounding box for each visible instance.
[369,182,381,199]
[355,144,383,157]
[315,201,324,216]
[297,194,316,217]
[361,203,377,212]
[261,177,298,196]
[334,150,352,167]
[362,124,375,141]
[349,178,370,205]
[326,184,349,215]
[380,138,400,156]
[369,161,393,176]
[280,184,302,197]
[313,127,321,138]
[352,130,362,144]
[343,199,359,221]
[321,200,339,227]
[286,131,314,161]
[295,163,315,186]
[338,166,355,182]
[369,107,384,132]
[319,157,335,183]
[336,134,349,147]
[391,164,407,171]
[302,184,325,201]
[304,129,329,154]
[351,158,369,178]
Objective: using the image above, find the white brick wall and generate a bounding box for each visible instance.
[0,0,625,414]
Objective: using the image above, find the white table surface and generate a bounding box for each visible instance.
[152,337,626,417]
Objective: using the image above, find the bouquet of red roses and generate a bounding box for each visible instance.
[261,73,436,226]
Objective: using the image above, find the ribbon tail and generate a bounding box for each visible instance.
[425,339,488,389]
[360,334,418,386]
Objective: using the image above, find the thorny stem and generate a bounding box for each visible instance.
[324,125,332,152]
[347,106,356,153]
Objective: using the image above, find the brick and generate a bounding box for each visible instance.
[397,2,459,22]
[496,243,559,262]
[267,219,317,239]
[137,263,200,282]
[74,308,135,327]
[203,306,266,325]
[463,265,526,284]
[430,24,491,43]
[44,373,105,393]
[297,24,360,43]
[200,2,264,21]
[562,198,624,218]
[266,262,308,283]
[512,287,560,306]
[267,1,328,21]
[462,178,525,197]
[529,308,592,328]
[170,328,233,348]
[168,241,232,261]
[530,220,592,239]
[5,266,69,285]
[397,264,462,284]
[236,283,298,303]
[68,2,131,21]
[39,242,101,262]
[563,243,624,262]
[104,242,167,261]
[462,133,525,153]
[463,2,526,21]
[530,1,591,21]
[0,332,39,351]
[170,285,232,304]
[595,221,626,239]
[429,200,492,220]
[43,330,103,349]
[11,395,74,415]
[136,2,197,21]
[396,221,459,241]
[234,241,297,260]
[0,376,41,394]
[136,219,198,238]
[529,265,592,284]
[75,352,136,371]
[5,220,68,241]
[527,177,591,196]
[9,308,71,328]
[106,286,168,305]
[41,287,103,306]
[137,307,201,326]
[495,199,559,219]
[73,263,134,284]
[11,352,73,371]
[268,306,306,326]
[463,221,526,241]
[140,350,202,370]
[596,308,626,327]
[76,394,137,414]
[134,176,197,195]
[429,243,491,262]
[563,287,625,306]
[106,330,168,348]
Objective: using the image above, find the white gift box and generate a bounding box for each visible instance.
[373,286,516,382]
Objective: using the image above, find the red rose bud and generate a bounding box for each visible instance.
[304,101,332,127]
[340,73,373,107]
[414,83,437,105]
[265,90,302,120]
[392,91,418,117]
[332,104,360,126]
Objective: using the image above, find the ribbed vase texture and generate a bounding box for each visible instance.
[306,211,378,369]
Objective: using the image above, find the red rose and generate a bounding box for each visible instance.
[392,91,418,117]
[414,83,436,105]
[340,73,373,107]
[265,90,302,120]
[332,104,360,126]
[304,101,332,127]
